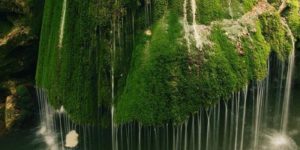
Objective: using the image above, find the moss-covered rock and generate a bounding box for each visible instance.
[284,0,300,38]
[35,0,298,125]
[115,1,294,125]
[196,0,258,24]
[4,95,18,129]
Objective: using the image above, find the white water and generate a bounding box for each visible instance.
[281,20,295,134]
[183,0,191,52]
[36,88,59,150]
[58,0,67,48]
[239,86,248,150]
[259,131,298,150]
[234,92,240,150]
[190,0,202,49]
[109,46,297,149]
[35,14,297,150]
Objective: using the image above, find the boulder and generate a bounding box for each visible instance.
[4,95,19,130]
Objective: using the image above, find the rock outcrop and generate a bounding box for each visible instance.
[5,95,19,130]
[0,0,44,135]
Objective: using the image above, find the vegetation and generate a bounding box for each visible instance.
[196,0,257,24]
[35,0,297,125]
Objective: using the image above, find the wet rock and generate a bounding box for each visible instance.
[65,130,79,148]
[4,95,19,130]
[0,26,34,49]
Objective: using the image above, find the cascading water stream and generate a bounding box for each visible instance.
[253,81,265,149]
[198,109,202,150]
[205,109,211,150]
[239,86,248,150]
[36,88,59,150]
[223,101,228,150]
[234,92,240,150]
[281,20,295,134]
[34,2,298,149]
[183,0,191,52]
[58,0,67,48]
[111,18,117,150]
[190,0,202,49]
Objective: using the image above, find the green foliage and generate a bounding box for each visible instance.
[196,27,248,105]
[153,0,168,21]
[242,21,271,80]
[116,10,193,124]
[284,0,300,38]
[196,0,227,24]
[36,0,144,124]
[259,12,292,61]
[196,0,257,24]
[36,0,298,125]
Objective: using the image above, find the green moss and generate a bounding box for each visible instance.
[36,0,147,124]
[242,0,257,11]
[153,0,168,21]
[242,21,271,80]
[259,12,292,61]
[284,0,300,38]
[196,0,227,24]
[36,0,102,123]
[116,8,194,124]
[36,0,297,125]
[196,0,257,24]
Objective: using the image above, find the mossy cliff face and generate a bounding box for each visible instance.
[36,0,299,125]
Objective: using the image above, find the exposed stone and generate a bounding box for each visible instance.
[0,26,33,48]
[2,80,17,95]
[65,130,79,148]
[4,95,20,129]
[144,29,152,36]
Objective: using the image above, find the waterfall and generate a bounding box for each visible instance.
[36,88,104,150]
[58,0,67,48]
[281,20,295,134]
[111,13,117,150]
[183,0,204,52]
[36,88,59,150]
[190,0,202,49]
[253,81,265,149]
[35,15,297,150]
[234,92,240,150]
[183,0,191,52]
[205,109,211,150]
[239,86,248,150]
[198,109,202,150]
